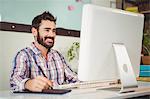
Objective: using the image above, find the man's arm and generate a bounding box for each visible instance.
[58,52,78,83]
[64,64,78,83]
[10,50,53,92]
[10,50,30,91]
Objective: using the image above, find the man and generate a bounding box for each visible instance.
[10,11,78,92]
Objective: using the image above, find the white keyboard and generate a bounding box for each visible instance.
[53,80,117,89]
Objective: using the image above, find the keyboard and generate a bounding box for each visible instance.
[53,80,118,89]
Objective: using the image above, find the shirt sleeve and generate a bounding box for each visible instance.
[64,64,79,83]
[58,52,79,83]
[10,50,30,91]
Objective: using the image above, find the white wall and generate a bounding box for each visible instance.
[0,32,3,90]
[0,31,79,90]
[0,15,2,90]
[0,31,34,91]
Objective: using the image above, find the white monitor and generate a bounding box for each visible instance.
[78,4,144,82]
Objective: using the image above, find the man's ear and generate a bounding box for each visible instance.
[31,27,38,37]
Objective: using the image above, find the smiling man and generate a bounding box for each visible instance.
[10,11,78,92]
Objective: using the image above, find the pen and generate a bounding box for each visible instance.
[37,65,53,89]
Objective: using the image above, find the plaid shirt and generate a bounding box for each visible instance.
[10,42,78,91]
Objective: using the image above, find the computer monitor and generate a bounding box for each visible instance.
[78,4,144,82]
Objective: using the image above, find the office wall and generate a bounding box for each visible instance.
[0,31,33,90]
[0,0,91,30]
[0,14,2,88]
[0,33,2,90]
[0,31,79,90]
[0,0,117,30]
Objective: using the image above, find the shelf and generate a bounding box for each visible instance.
[140,10,150,14]
[137,77,150,82]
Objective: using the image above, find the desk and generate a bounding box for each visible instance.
[0,81,149,99]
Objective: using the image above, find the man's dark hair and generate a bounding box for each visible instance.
[31,11,56,29]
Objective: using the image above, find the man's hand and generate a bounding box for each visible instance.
[25,76,53,92]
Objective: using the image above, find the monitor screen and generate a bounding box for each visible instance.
[78,4,144,82]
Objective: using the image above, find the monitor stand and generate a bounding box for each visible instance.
[112,43,138,93]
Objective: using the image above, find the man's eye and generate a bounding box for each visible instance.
[53,30,56,33]
[45,30,50,32]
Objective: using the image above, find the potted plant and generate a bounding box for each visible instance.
[141,33,150,65]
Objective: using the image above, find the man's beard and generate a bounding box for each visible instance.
[37,32,54,49]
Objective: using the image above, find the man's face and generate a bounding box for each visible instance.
[36,20,56,49]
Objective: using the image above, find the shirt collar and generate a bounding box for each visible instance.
[29,42,41,55]
[29,42,52,55]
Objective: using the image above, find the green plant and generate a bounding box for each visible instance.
[67,42,80,62]
[142,33,150,56]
